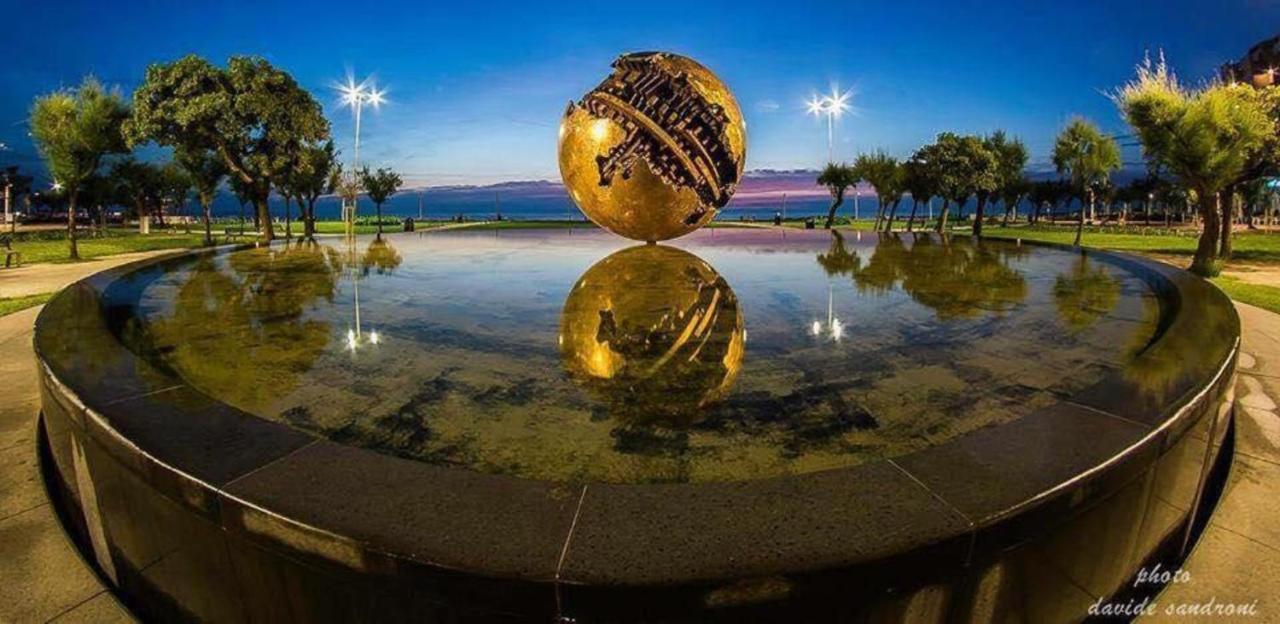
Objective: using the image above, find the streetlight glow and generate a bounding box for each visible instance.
[807,86,853,163]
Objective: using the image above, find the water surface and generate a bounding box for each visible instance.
[126,228,1160,484]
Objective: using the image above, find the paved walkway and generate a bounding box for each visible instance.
[0,250,186,299]
[1142,302,1280,622]
[0,305,133,623]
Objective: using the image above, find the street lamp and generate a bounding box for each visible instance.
[806,86,852,163]
[335,75,386,228]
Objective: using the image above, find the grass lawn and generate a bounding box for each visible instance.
[0,292,54,317]
[12,231,210,265]
[979,224,1280,263]
[978,224,1280,315]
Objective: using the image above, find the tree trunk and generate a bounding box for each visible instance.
[1190,190,1221,277]
[67,191,79,260]
[824,190,846,229]
[973,195,988,238]
[936,200,951,233]
[1074,188,1090,247]
[376,202,384,234]
[906,199,919,232]
[139,205,151,235]
[202,200,213,246]
[1001,200,1012,227]
[254,193,274,241]
[305,199,317,240]
[1219,192,1233,260]
[885,198,901,232]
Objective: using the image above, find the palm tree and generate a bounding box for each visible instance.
[817,162,859,229]
[1115,56,1274,275]
[29,77,129,259]
[359,166,403,235]
[1052,118,1121,247]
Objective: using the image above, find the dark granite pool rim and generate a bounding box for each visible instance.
[33,232,1239,621]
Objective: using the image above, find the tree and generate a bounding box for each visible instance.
[914,133,997,234]
[900,157,936,232]
[1115,56,1273,276]
[359,166,402,235]
[228,174,254,234]
[29,77,129,259]
[817,162,859,229]
[854,152,904,232]
[972,131,1025,236]
[986,131,1030,228]
[2,166,33,233]
[111,158,164,233]
[174,147,226,245]
[125,55,330,242]
[292,141,340,240]
[159,162,191,230]
[1052,118,1120,248]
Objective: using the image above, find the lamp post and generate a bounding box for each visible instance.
[806,87,852,163]
[336,75,386,228]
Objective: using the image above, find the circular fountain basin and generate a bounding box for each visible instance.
[35,227,1238,622]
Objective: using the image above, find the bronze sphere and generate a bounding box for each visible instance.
[558,52,747,242]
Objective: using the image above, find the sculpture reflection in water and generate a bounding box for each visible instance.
[559,244,745,427]
[819,231,1029,319]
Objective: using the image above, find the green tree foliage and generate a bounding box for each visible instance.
[29,77,129,259]
[900,156,937,232]
[359,166,403,235]
[1114,56,1273,275]
[912,133,998,234]
[1052,118,1121,247]
[853,151,904,231]
[125,55,330,241]
[175,147,227,245]
[293,141,341,240]
[159,162,191,229]
[816,162,859,229]
[110,158,165,233]
[986,131,1030,228]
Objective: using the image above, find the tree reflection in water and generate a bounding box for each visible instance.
[143,240,342,408]
[818,232,1028,319]
[360,235,404,276]
[1053,252,1121,333]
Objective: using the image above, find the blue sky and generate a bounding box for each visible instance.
[1,0,1277,186]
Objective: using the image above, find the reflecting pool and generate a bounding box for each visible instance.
[120,228,1160,484]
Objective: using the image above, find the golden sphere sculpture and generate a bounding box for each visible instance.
[559,245,745,426]
[558,52,748,242]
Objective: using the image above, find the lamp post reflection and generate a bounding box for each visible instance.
[810,284,844,342]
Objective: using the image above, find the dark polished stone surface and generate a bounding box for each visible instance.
[33,229,1240,622]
